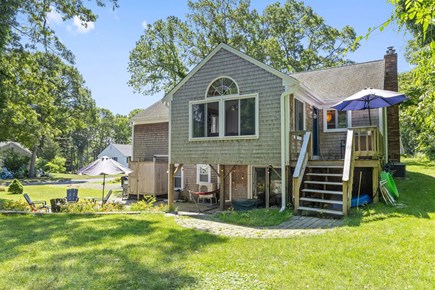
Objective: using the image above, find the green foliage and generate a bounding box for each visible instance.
[217,208,293,227]
[60,200,125,213]
[7,179,23,194]
[0,199,29,211]
[130,195,157,211]
[0,149,29,176]
[128,0,358,95]
[44,156,66,173]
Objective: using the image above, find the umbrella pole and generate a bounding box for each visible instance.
[102,174,106,202]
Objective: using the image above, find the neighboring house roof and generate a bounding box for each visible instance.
[131,100,169,125]
[163,43,299,102]
[0,141,32,157]
[290,60,385,105]
[98,144,132,158]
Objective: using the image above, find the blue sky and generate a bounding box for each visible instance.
[48,0,411,116]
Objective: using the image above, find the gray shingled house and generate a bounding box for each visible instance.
[134,43,401,216]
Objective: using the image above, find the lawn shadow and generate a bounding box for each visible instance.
[345,170,434,226]
[0,213,226,288]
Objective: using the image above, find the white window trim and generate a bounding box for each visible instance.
[293,96,306,131]
[323,109,352,132]
[205,76,240,98]
[196,164,211,184]
[174,166,184,190]
[189,93,259,141]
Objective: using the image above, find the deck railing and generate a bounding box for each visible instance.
[342,129,355,215]
[289,130,308,161]
[353,126,383,159]
[292,131,311,213]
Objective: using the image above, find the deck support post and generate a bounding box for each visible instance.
[373,165,379,203]
[168,163,174,209]
[219,165,225,211]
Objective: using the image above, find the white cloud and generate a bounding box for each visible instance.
[46,8,62,25]
[141,20,148,30]
[72,16,95,33]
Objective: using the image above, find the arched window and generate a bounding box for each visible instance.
[207,77,238,97]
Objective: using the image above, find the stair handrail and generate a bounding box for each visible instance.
[292,131,311,213]
[342,129,355,215]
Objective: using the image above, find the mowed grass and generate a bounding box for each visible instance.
[0,159,433,289]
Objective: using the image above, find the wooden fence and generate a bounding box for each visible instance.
[128,160,168,197]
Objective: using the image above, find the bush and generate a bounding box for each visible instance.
[0,167,13,179]
[0,199,29,211]
[130,195,157,211]
[60,200,125,213]
[44,156,66,173]
[8,179,23,194]
[1,149,30,175]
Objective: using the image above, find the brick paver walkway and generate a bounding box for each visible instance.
[172,212,343,239]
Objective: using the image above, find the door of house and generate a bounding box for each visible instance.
[312,107,320,157]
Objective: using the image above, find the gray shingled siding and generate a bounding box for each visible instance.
[171,49,285,165]
[133,122,168,161]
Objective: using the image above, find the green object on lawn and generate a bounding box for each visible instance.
[380,171,399,199]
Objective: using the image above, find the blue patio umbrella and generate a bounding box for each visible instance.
[332,88,408,125]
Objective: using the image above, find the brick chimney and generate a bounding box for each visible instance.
[384,46,400,162]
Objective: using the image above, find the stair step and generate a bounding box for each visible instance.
[306,173,342,177]
[308,165,344,169]
[298,206,344,215]
[300,197,343,205]
[304,181,343,186]
[301,189,343,195]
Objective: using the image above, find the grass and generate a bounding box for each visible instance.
[0,158,433,289]
[216,208,293,227]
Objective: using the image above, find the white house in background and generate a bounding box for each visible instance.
[98,143,132,168]
[0,141,32,166]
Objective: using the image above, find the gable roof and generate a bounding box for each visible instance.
[163,43,299,102]
[112,144,132,157]
[131,100,168,125]
[0,141,32,157]
[290,60,385,105]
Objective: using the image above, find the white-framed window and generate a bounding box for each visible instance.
[174,166,184,190]
[323,109,351,132]
[196,164,211,184]
[190,77,259,140]
[112,157,118,162]
[294,98,305,131]
[190,94,259,140]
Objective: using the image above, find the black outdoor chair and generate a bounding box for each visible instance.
[66,188,79,202]
[23,193,49,212]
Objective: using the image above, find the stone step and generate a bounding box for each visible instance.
[298,206,344,215]
[300,197,343,205]
[301,189,343,195]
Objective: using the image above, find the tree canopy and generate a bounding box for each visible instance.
[128,0,359,95]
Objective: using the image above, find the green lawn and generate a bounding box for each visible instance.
[0,159,433,289]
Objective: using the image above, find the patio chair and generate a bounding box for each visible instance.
[23,193,49,212]
[94,190,113,205]
[66,188,79,203]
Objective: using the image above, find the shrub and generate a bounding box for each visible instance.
[44,156,66,173]
[8,179,23,194]
[1,149,30,174]
[60,200,125,213]
[0,199,29,211]
[130,195,157,211]
[0,167,13,179]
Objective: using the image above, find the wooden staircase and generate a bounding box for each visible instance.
[298,161,345,216]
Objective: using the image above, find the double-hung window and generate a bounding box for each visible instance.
[324,109,350,131]
[196,164,211,184]
[190,77,258,140]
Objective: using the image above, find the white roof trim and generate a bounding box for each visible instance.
[163,43,299,102]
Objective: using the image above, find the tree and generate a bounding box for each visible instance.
[385,0,434,159]
[128,0,358,95]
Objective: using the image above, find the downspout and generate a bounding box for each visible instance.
[280,90,289,212]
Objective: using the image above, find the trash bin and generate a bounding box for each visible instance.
[50,198,66,213]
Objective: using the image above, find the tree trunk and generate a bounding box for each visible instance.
[28,145,37,177]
